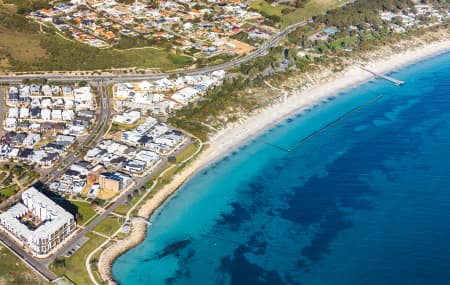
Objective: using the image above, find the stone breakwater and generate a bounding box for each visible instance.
[97,152,212,285]
[98,220,147,285]
[97,31,450,285]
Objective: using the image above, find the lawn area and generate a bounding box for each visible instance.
[0,184,20,198]
[249,0,291,17]
[71,200,96,225]
[0,245,49,285]
[174,142,200,163]
[250,0,342,27]
[33,136,55,150]
[93,215,123,236]
[330,36,359,49]
[50,233,105,285]
[114,198,137,216]
[283,0,343,26]
[110,117,146,133]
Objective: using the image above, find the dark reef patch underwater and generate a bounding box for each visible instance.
[114,52,450,285]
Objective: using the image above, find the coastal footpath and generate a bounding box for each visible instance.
[97,31,450,285]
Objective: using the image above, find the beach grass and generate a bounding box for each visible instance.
[90,249,105,284]
[160,166,178,183]
[50,233,106,285]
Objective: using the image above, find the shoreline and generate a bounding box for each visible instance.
[98,36,450,285]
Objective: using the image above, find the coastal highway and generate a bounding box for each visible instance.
[0,1,357,280]
[0,17,310,280]
[0,20,308,84]
[0,0,356,84]
[0,86,6,137]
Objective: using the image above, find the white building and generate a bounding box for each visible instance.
[19,107,30,119]
[0,144,11,159]
[23,133,41,148]
[74,87,93,108]
[5,118,17,130]
[42,85,52,97]
[41,109,51,121]
[87,184,100,199]
[113,110,141,125]
[41,98,52,108]
[56,135,76,146]
[62,110,75,121]
[171,86,200,105]
[52,109,63,121]
[8,107,19,119]
[0,187,76,255]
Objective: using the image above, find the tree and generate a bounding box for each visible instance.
[54,257,66,268]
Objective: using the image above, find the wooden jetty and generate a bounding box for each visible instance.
[356,65,405,86]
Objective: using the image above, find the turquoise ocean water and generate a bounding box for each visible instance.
[113,52,450,285]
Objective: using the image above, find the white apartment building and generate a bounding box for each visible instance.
[0,187,76,255]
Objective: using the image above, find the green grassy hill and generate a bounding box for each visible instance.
[0,1,193,72]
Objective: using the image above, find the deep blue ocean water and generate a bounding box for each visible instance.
[113,52,450,285]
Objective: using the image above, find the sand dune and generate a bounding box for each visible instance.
[98,37,450,285]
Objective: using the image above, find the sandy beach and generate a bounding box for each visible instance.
[98,35,450,285]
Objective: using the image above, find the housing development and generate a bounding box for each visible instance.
[30,0,266,56]
[0,70,225,201]
[0,70,225,279]
[0,0,449,284]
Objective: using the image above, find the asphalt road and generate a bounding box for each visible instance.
[0,19,307,281]
[0,21,308,84]
[0,79,190,280]
[0,81,112,280]
[0,230,57,281]
[0,0,356,85]
[40,137,192,266]
[0,86,6,137]
[0,3,357,279]
[42,81,112,184]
